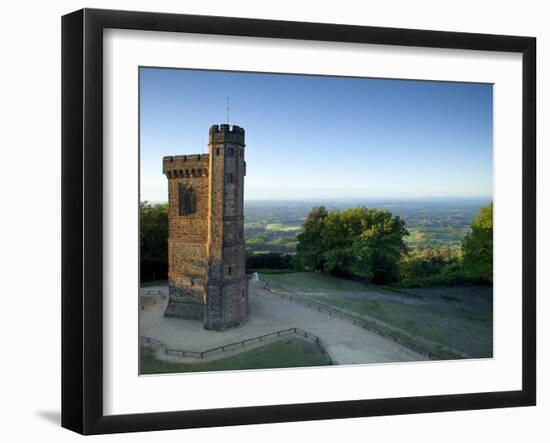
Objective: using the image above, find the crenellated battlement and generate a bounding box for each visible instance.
[165,153,209,162]
[209,124,245,145]
[163,154,210,178]
[165,168,209,179]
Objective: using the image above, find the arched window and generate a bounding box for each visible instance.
[178,183,197,215]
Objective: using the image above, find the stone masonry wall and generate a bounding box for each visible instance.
[163,154,209,322]
[162,125,248,329]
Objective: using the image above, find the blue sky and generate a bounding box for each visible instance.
[140,67,493,202]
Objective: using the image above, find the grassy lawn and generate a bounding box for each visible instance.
[267,272,370,293]
[265,272,492,359]
[246,268,295,275]
[140,337,330,375]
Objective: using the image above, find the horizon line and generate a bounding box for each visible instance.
[141,196,493,203]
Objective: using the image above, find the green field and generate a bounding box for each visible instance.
[404,227,470,250]
[140,337,330,374]
[265,223,302,232]
[267,271,371,293]
[265,272,492,359]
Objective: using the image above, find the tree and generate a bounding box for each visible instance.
[462,203,493,283]
[295,206,329,271]
[140,201,169,282]
[400,245,460,280]
[348,208,408,283]
[295,206,408,284]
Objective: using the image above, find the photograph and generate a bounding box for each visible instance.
[138,67,494,375]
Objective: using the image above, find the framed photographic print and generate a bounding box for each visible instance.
[61,8,536,435]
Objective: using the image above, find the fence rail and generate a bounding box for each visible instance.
[140,289,165,296]
[141,327,335,364]
[139,290,167,310]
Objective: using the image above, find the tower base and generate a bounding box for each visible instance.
[203,318,247,331]
[163,299,203,320]
[163,285,204,320]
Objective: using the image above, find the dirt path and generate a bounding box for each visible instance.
[139,281,427,365]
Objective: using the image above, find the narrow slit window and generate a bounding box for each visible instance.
[178,183,197,216]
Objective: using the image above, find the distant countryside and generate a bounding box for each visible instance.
[244,199,478,254]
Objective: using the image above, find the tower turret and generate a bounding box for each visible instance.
[204,124,248,329]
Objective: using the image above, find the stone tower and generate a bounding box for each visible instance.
[162,124,248,330]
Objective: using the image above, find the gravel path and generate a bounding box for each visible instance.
[139,281,427,365]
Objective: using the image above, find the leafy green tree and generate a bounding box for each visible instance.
[140,201,169,282]
[348,209,409,283]
[462,203,493,282]
[295,206,408,284]
[295,206,329,271]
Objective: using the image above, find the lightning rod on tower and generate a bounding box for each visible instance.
[226,97,230,125]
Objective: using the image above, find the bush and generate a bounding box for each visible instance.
[396,263,490,288]
[245,252,294,271]
[399,245,460,280]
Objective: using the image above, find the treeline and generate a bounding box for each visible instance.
[140,201,168,282]
[245,252,294,272]
[245,233,298,254]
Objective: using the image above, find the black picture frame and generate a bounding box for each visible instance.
[61,8,536,435]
